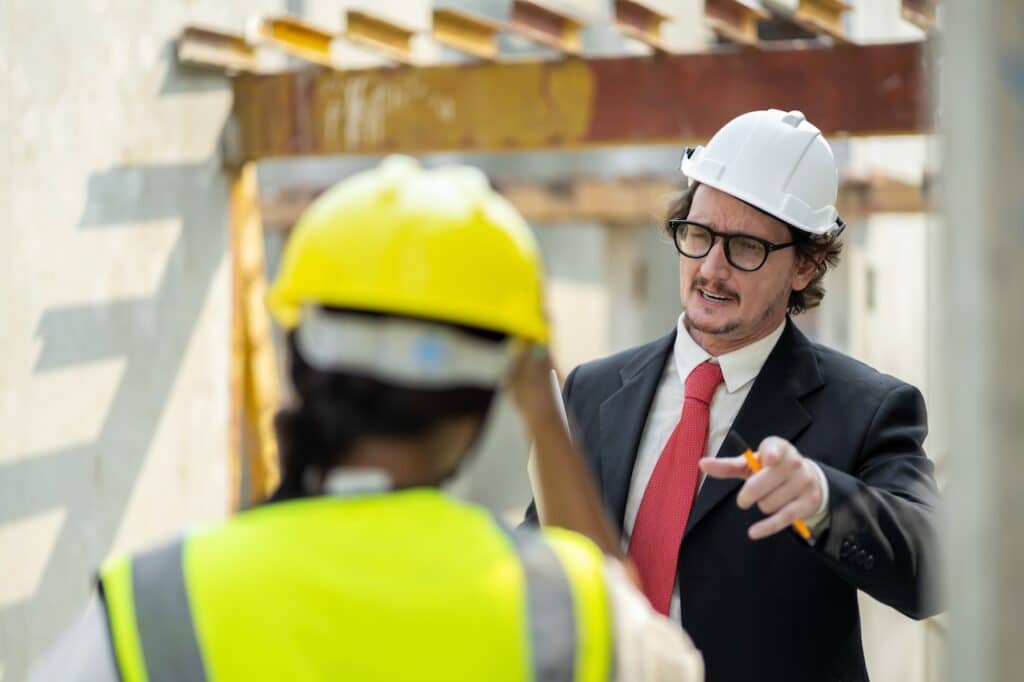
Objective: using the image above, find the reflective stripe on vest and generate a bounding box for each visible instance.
[101,540,207,682]
[102,508,603,681]
[132,540,207,682]
[503,527,577,682]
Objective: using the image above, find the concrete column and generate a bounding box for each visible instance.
[943,2,1024,679]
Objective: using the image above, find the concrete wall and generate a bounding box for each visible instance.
[0,1,294,677]
[843,4,944,682]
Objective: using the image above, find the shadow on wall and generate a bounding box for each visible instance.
[0,158,229,677]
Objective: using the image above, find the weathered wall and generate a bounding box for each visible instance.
[844,3,944,681]
[0,1,290,677]
[943,0,1024,677]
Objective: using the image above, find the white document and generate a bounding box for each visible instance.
[550,368,572,440]
[528,369,572,522]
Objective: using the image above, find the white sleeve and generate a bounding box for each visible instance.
[27,595,120,682]
[803,460,831,539]
[604,559,705,682]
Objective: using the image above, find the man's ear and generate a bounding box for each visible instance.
[792,252,821,292]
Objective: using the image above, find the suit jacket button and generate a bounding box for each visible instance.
[865,556,875,570]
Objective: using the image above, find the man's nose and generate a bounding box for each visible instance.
[699,239,733,279]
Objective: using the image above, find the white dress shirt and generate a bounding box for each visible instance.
[622,314,829,621]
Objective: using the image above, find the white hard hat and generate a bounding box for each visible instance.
[680,109,844,237]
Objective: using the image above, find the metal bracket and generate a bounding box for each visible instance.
[901,0,938,33]
[763,0,853,43]
[343,10,417,66]
[432,8,501,61]
[177,26,260,74]
[506,0,585,57]
[252,15,337,68]
[705,0,770,48]
[612,0,675,54]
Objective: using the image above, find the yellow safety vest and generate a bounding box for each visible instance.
[100,488,613,681]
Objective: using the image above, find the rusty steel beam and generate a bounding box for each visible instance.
[229,40,931,162]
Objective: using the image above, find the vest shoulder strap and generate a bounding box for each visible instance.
[101,538,208,682]
[500,525,579,682]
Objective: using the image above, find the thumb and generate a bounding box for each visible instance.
[758,437,789,467]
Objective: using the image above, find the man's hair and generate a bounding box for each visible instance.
[664,182,843,315]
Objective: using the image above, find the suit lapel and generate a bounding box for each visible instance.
[598,331,675,527]
[683,319,824,538]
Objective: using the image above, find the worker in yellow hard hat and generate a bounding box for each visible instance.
[29,156,703,681]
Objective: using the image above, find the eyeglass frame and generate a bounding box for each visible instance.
[667,219,801,272]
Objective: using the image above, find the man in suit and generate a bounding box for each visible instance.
[526,110,942,681]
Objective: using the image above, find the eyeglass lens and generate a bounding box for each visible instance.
[675,222,768,271]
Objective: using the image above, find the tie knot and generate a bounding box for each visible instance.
[685,361,723,404]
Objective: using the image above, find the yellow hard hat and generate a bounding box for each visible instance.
[267,156,549,343]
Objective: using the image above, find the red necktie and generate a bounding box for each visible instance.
[628,360,724,615]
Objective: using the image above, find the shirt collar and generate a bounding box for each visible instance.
[673,313,786,394]
[322,468,394,497]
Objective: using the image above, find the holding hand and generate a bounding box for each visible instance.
[699,436,825,540]
[507,343,562,430]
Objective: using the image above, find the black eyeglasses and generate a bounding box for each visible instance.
[668,219,795,272]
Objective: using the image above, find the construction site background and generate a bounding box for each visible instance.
[0,0,954,679]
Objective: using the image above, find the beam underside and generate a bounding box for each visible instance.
[231,41,930,162]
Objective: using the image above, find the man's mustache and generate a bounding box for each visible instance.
[692,276,739,301]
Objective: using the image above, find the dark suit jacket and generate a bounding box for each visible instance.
[526,319,942,682]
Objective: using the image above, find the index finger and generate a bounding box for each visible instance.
[699,456,751,480]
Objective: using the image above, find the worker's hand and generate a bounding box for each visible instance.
[507,344,562,430]
[699,436,824,540]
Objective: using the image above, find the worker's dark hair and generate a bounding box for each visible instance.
[270,309,500,502]
[664,182,843,315]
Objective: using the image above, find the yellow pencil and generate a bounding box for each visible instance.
[741,449,813,541]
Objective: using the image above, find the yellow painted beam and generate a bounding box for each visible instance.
[229,163,281,510]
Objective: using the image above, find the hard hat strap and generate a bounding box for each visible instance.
[295,306,515,389]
